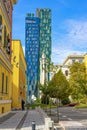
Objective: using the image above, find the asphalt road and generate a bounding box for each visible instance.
[45,107,87,123]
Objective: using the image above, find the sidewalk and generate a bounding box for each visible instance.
[0,109,87,130]
[0,111,26,130]
[21,110,45,130]
[59,121,87,130]
[0,110,45,130]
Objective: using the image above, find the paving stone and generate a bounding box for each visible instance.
[0,111,26,130]
[59,121,87,130]
[21,110,45,130]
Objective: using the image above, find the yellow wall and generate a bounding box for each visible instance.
[0,1,13,114]
[0,103,11,114]
[12,40,26,109]
[0,5,11,51]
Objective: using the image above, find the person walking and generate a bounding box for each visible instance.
[21,99,25,110]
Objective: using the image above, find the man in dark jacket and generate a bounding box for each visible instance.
[21,99,25,110]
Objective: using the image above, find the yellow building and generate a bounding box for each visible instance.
[12,40,26,109]
[84,53,87,77]
[0,0,17,114]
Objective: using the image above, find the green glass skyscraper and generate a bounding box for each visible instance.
[36,8,51,61]
[36,9,51,82]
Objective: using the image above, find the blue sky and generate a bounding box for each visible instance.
[13,0,87,64]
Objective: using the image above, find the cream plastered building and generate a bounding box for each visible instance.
[62,54,84,79]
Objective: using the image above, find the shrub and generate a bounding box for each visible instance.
[61,98,70,105]
[35,98,41,104]
[41,95,49,104]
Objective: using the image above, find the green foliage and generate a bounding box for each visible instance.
[75,103,87,108]
[44,60,59,73]
[69,62,87,102]
[35,98,41,104]
[39,81,49,95]
[26,103,56,109]
[41,95,49,104]
[48,69,70,100]
[61,98,70,105]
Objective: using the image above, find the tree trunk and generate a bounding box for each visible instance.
[50,99,51,116]
[57,98,59,123]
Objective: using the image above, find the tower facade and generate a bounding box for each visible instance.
[36,8,51,61]
[37,8,51,83]
[25,14,40,102]
[25,9,52,102]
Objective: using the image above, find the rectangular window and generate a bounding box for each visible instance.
[79,59,83,63]
[6,76,8,94]
[72,59,75,63]
[2,73,4,93]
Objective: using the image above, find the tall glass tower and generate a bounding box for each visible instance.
[25,9,52,102]
[25,14,40,102]
[36,9,51,82]
[36,8,51,61]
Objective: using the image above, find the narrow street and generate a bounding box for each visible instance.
[0,107,87,130]
[45,107,87,124]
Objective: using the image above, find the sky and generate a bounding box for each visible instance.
[13,0,87,64]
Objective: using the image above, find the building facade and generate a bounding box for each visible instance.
[36,9,51,61]
[37,8,51,83]
[0,0,17,114]
[25,9,52,102]
[62,54,84,79]
[25,14,40,102]
[12,40,26,109]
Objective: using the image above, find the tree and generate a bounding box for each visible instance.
[48,69,70,100]
[69,62,87,102]
[39,81,49,104]
[41,57,59,82]
[48,69,70,122]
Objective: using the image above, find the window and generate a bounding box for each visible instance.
[2,73,4,93]
[79,59,83,63]
[72,59,75,63]
[65,70,68,76]
[6,76,8,93]
[4,25,7,47]
[2,107,4,113]
[0,15,2,43]
[6,34,10,54]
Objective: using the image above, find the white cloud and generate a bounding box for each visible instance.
[52,47,85,65]
[64,20,87,46]
[52,19,87,64]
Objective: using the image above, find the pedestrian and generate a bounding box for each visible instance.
[21,99,25,110]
